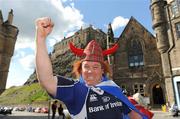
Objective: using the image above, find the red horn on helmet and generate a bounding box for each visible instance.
[102,43,119,56]
[69,42,84,56]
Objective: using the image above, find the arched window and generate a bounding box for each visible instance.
[176,22,180,38]
[171,0,180,17]
[128,39,144,68]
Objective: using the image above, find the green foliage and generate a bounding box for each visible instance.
[0,83,49,105]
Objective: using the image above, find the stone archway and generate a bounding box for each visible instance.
[152,84,165,105]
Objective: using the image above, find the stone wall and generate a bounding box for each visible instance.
[0,9,18,94]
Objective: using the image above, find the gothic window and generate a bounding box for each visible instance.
[155,33,158,42]
[133,83,144,96]
[151,8,154,21]
[171,0,180,17]
[128,39,144,68]
[120,84,126,91]
[175,22,180,38]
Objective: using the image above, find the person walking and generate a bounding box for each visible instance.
[51,100,58,119]
[58,103,65,119]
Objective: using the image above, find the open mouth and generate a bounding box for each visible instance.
[87,77,94,80]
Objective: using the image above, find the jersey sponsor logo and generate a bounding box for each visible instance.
[90,94,98,102]
[102,96,110,103]
[91,87,104,95]
[88,105,105,113]
[88,101,123,113]
[110,101,122,108]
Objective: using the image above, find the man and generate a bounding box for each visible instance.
[58,103,65,119]
[51,100,58,119]
[35,17,145,119]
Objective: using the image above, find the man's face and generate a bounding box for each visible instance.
[81,61,104,86]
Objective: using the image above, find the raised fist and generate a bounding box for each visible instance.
[35,17,54,39]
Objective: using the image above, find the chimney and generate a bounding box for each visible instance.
[7,9,13,25]
[0,10,3,24]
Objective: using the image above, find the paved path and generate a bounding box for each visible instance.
[0,111,47,119]
[152,110,178,119]
[0,110,179,119]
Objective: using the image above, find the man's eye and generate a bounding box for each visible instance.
[93,67,99,69]
[84,66,89,69]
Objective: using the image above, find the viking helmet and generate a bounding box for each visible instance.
[69,40,118,63]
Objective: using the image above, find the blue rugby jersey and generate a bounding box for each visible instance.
[54,76,131,119]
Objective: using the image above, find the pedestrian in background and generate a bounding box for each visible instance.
[52,100,58,119]
[58,103,65,119]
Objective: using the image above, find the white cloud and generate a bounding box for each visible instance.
[19,54,35,71]
[0,0,84,50]
[13,50,26,60]
[111,16,129,31]
[0,0,85,74]
[61,0,73,3]
[15,37,35,51]
[66,31,75,38]
[61,0,67,2]
[48,37,59,47]
[0,0,85,88]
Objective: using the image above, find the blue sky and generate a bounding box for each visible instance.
[0,0,153,88]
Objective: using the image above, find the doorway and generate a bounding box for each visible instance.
[152,84,165,105]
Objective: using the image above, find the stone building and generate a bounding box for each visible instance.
[113,17,165,106]
[50,17,165,107]
[0,9,19,94]
[150,0,180,107]
[51,25,107,61]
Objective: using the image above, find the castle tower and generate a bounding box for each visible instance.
[7,9,13,24]
[0,10,3,24]
[107,23,115,65]
[0,9,19,94]
[150,0,175,105]
[164,0,180,108]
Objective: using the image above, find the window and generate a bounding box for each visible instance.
[171,0,180,17]
[120,84,127,94]
[128,39,144,68]
[134,84,139,93]
[176,22,180,38]
[133,84,144,96]
[151,8,154,20]
[121,84,126,91]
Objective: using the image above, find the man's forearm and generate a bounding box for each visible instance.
[35,36,54,86]
[35,17,57,96]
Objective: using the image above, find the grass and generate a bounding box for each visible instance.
[0,83,49,106]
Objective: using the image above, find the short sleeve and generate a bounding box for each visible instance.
[54,76,89,115]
